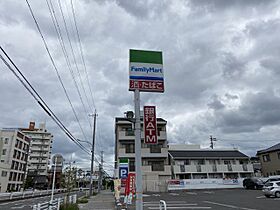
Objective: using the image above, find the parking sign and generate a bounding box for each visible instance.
[119,167,128,179]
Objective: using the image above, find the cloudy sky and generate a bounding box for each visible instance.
[1,0,280,174]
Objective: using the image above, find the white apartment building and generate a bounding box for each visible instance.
[0,129,30,192]
[21,122,53,189]
[115,116,171,192]
[169,145,254,179]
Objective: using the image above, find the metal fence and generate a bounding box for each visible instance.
[32,194,77,210]
[0,189,67,202]
[159,200,167,210]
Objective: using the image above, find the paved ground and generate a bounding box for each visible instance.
[78,190,115,210]
[137,189,279,210]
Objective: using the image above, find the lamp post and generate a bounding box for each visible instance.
[50,156,57,204]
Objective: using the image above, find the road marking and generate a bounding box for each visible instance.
[204,201,257,210]
[186,192,197,195]
[169,192,180,196]
[144,201,188,204]
[152,194,160,196]
[148,207,211,209]
[256,196,265,199]
[11,205,25,209]
[203,191,214,194]
[145,204,198,206]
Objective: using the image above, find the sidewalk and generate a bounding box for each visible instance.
[78,190,116,210]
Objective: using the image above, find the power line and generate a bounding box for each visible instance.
[70,0,96,110]
[57,0,93,117]
[0,46,90,155]
[25,0,92,141]
[45,0,90,143]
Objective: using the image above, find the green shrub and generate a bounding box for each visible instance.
[60,203,79,210]
[77,198,88,204]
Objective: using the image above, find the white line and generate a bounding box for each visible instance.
[256,196,265,199]
[186,192,197,195]
[144,201,187,204]
[148,207,211,210]
[11,205,25,209]
[204,201,257,210]
[145,204,198,207]
[203,191,214,194]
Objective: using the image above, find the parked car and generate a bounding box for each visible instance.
[262,181,280,198]
[243,177,264,189]
[264,176,280,184]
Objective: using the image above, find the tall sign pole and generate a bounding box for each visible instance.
[129,49,164,210]
[134,88,142,209]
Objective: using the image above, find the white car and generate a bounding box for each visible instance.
[262,181,280,198]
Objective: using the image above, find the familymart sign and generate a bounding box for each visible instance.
[129,49,164,92]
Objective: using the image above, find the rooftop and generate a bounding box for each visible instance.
[256,143,280,155]
[169,150,249,159]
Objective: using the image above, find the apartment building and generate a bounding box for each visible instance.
[257,143,280,177]
[0,129,30,192]
[115,116,171,192]
[169,145,254,179]
[21,122,53,189]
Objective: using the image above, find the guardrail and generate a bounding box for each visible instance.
[159,200,167,210]
[0,189,67,202]
[32,194,77,210]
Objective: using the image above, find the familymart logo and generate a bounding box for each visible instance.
[131,66,163,74]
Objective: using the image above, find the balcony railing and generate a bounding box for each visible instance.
[173,164,254,173]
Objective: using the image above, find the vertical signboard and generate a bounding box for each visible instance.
[129,49,164,92]
[143,106,158,144]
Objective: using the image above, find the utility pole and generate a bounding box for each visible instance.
[98,151,104,192]
[89,110,97,196]
[210,135,217,149]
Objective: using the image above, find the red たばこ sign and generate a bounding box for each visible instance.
[144,106,157,144]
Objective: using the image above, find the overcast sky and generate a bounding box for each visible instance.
[1,0,280,174]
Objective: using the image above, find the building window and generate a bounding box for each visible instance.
[4,138,9,144]
[263,154,271,162]
[150,144,161,153]
[150,161,164,171]
[129,160,135,172]
[1,171,7,177]
[2,149,6,155]
[125,144,135,153]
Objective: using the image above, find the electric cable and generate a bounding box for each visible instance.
[0,46,90,155]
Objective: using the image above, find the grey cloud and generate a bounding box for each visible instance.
[221,52,246,79]
[216,91,280,133]
[207,95,225,110]
[225,93,238,100]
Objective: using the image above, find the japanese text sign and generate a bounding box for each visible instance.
[144,106,158,144]
[129,49,164,92]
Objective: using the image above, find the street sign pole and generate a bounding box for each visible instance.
[134,89,143,210]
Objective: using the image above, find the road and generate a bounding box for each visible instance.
[0,191,86,210]
[129,189,279,210]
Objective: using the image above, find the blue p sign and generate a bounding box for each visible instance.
[119,167,128,179]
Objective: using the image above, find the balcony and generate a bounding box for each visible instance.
[174,163,254,174]
[118,148,168,158]
[142,165,171,175]
[118,131,167,140]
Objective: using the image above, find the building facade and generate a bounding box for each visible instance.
[115,116,171,192]
[257,143,280,177]
[21,122,53,189]
[0,129,30,192]
[169,145,254,179]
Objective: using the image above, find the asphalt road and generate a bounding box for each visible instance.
[0,191,86,210]
[129,189,279,210]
